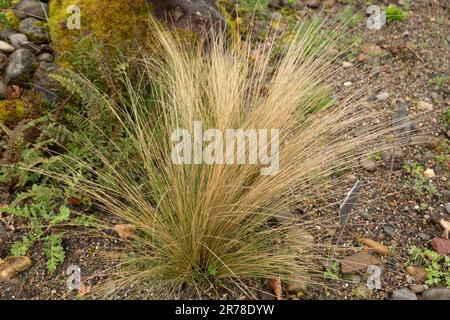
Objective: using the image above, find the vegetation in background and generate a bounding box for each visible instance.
[238,0,271,12]
[0,0,12,9]
[0,0,13,28]
[336,6,364,29]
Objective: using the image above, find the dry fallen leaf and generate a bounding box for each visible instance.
[113,224,136,239]
[77,282,91,298]
[361,238,389,256]
[67,197,81,206]
[0,256,32,281]
[269,277,282,300]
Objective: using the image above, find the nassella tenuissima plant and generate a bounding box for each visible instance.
[45,18,424,299]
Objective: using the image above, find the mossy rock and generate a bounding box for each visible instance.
[48,0,152,53]
[0,99,27,127]
[49,1,229,54]
[5,9,21,30]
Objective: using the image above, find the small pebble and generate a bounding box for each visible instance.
[416,100,433,111]
[38,52,54,63]
[342,61,353,68]
[423,168,436,178]
[383,226,395,238]
[360,158,376,171]
[376,92,390,101]
[360,210,371,220]
[405,275,414,284]
[417,232,431,241]
[409,284,425,294]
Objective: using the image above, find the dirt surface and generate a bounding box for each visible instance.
[1,0,449,300]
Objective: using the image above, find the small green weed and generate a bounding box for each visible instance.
[385,6,407,24]
[1,185,94,274]
[403,162,438,197]
[409,246,450,287]
[324,260,340,279]
[238,0,270,12]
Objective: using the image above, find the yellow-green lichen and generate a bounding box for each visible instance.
[48,0,152,53]
[0,99,27,127]
[5,9,20,29]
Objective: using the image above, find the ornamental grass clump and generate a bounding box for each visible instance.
[46,18,419,298]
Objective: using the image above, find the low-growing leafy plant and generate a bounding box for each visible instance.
[403,162,438,197]
[0,185,94,274]
[324,260,340,280]
[1,185,69,274]
[372,152,382,162]
[385,6,407,24]
[403,161,424,176]
[43,233,66,274]
[409,246,450,287]
[427,75,448,92]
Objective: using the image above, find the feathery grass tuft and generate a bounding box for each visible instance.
[45,18,422,298]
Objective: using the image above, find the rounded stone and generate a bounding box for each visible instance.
[8,33,28,49]
[0,40,15,53]
[37,52,54,63]
[4,48,37,84]
[12,0,49,20]
[19,17,49,44]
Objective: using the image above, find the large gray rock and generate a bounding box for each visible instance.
[421,288,450,300]
[148,0,226,34]
[30,61,60,106]
[19,17,49,44]
[391,288,418,300]
[13,0,49,20]
[4,48,37,85]
[8,33,28,49]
